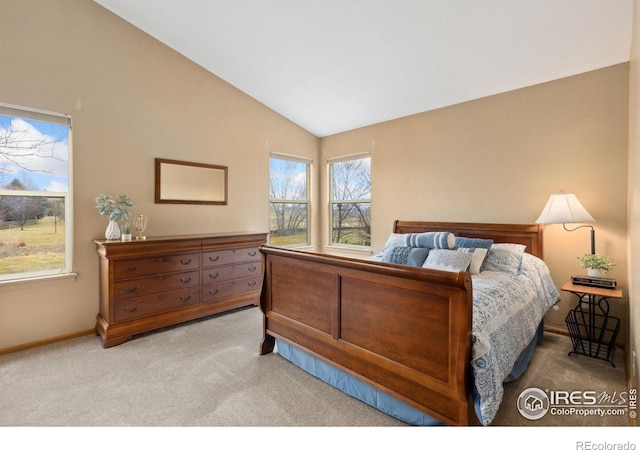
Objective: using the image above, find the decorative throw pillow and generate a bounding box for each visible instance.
[422,249,473,273]
[381,246,430,267]
[381,246,411,265]
[456,247,488,275]
[455,236,493,271]
[406,247,430,267]
[406,232,455,249]
[482,243,526,275]
[454,236,494,250]
[381,233,409,253]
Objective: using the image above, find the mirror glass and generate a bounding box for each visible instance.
[155,158,228,205]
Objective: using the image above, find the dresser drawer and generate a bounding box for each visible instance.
[114,288,200,323]
[114,253,200,280]
[202,261,262,285]
[202,275,262,303]
[202,247,261,267]
[114,270,200,301]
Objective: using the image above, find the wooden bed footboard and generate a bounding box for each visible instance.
[259,246,476,425]
[259,221,543,425]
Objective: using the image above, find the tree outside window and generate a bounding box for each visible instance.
[269,156,310,246]
[0,105,72,281]
[330,156,371,247]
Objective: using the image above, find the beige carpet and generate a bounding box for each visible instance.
[0,305,631,428]
[495,327,630,426]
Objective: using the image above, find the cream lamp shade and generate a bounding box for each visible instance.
[535,192,595,224]
[535,191,596,254]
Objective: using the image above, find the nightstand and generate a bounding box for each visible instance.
[562,280,622,367]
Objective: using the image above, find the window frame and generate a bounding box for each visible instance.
[328,153,371,250]
[0,102,73,282]
[268,153,312,248]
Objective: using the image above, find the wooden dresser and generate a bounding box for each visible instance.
[94,232,267,348]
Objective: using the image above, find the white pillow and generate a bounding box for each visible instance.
[422,249,473,273]
[456,247,488,275]
[381,233,407,253]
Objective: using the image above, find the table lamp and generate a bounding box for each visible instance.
[535,190,595,254]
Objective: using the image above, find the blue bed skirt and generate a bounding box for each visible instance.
[275,322,544,426]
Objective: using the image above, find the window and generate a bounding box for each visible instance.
[0,103,72,281]
[329,155,371,247]
[269,155,310,246]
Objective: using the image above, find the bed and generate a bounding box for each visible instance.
[258,221,560,426]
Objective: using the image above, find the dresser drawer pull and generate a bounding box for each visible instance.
[180,258,192,265]
[208,255,220,262]
[124,265,140,273]
[180,276,192,284]
[180,294,193,302]
[248,281,257,287]
[124,285,140,293]
[208,272,220,279]
[157,257,164,262]
[124,305,140,313]
[248,266,257,272]
[209,288,221,296]
[248,251,257,256]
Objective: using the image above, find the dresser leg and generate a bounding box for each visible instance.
[101,335,132,348]
[96,314,131,348]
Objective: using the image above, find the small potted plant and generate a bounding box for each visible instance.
[95,194,133,240]
[577,253,616,277]
[121,222,132,241]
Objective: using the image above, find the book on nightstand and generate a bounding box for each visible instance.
[570,275,617,289]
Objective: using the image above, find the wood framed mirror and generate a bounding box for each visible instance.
[155,158,228,205]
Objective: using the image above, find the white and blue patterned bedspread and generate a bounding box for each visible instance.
[471,252,560,425]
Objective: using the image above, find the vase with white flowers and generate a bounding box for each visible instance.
[577,253,616,278]
[95,194,133,240]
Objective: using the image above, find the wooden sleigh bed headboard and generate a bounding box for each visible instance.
[259,221,544,425]
[393,221,543,258]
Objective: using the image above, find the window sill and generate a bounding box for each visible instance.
[0,272,78,292]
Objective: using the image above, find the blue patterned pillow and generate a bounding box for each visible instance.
[482,243,526,275]
[406,232,455,249]
[381,246,430,267]
[422,249,473,273]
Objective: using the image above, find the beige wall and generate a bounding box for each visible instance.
[0,0,632,353]
[627,0,640,391]
[0,0,318,350]
[321,64,630,340]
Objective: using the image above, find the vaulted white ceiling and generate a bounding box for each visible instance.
[94,0,633,137]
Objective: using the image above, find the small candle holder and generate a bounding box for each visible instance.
[134,213,147,240]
